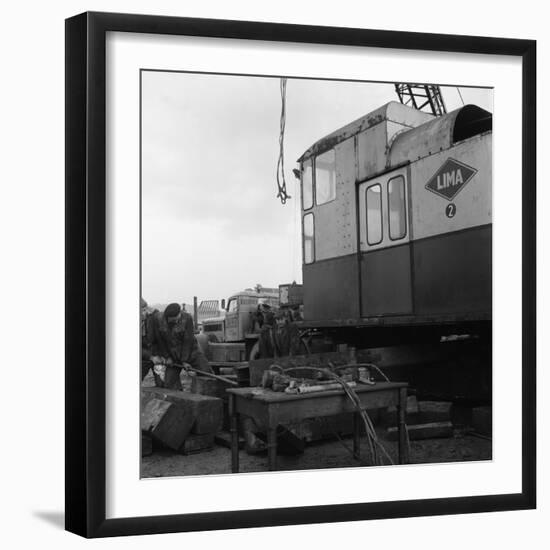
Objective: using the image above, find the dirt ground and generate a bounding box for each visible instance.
[141,431,491,478]
[141,371,491,477]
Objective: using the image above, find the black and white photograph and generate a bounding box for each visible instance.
[0,0,543,545]
[139,72,494,477]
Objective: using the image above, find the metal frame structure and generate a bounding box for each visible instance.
[394,83,447,116]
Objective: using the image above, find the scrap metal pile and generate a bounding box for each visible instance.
[260,363,382,393]
[260,362,394,466]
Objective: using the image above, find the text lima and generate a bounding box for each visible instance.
[437,169,464,190]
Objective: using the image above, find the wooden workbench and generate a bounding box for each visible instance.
[226,381,409,472]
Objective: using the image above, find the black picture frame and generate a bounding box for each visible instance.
[65,11,536,538]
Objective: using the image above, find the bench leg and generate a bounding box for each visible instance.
[267,427,277,471]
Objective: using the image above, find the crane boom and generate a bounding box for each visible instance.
[394,83,447,116]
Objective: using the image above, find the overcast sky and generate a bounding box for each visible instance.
[141,71,492,306]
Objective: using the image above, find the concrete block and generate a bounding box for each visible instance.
[191,376,219,396]
[141,433,153,457]
[418,401,452,423]
[387,421,453,441]
[381,396,419,427]
[141,398,194,451]
[142,387,223,435]
[180,433,215,455]
[450,403,473,427]
[215,431,245,450]
[191,375,232,400]
[277,426,305,455]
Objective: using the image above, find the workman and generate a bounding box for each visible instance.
[140,297,155,381]
[150,302,212,389]
[253,298,278,358]
[273,309,302,357]
[250,299,302,358]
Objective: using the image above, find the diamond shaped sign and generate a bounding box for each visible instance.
[425,158,477,201]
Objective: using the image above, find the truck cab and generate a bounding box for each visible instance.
[202,287,279,344]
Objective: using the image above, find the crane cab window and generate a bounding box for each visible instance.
[302,159,313,210]
[227,299,238,313]
[388,175,407,240]
[315,149,336,205]
[366,184,382,245]
[303,213,315,264]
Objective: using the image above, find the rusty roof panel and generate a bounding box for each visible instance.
[388,104,492,167]
[298,101,433,163]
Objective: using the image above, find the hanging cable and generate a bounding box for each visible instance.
[281,365,394,466]
[276,78,291,205]
[456,87,465,106]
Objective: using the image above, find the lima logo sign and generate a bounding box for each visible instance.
[425,158,477,201]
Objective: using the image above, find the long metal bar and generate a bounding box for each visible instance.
[172,363,239,386]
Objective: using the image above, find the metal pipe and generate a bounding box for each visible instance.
[297,381,356,394]
[172,363,239,386]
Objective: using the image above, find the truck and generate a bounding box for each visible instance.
[201,286,280,361]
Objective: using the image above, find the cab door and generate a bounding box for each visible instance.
[224,297,239,342]
[358,167,413,317]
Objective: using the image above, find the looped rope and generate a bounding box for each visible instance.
[276,78,291,205]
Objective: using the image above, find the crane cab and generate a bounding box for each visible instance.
[298,101,492,329]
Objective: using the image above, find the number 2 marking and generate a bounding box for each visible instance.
[446,203,456,218]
